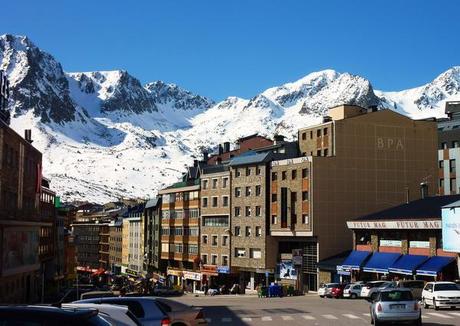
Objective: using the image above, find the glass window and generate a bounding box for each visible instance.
[222,235,228,246]
[302,132,306,140]
[202,216,229,227]
[302,214,309,224]
[234,206,241,217]
[453,141,460,148]
[201,255,208,264]
[271,215,277,224]
[450,159,456,173]
[302,168,308,178]
[255,185,261,196]
[250,248,261,259]
[246,167,251,176]
[255,226,262,237]
[272,172,277,181]
[222,196,229,207]
[317,129,321,137]
[324,127,328,135]
[245,226,251,236]
[317,150,321,156]
[222,177,229,188]
[451,178,457,193]
[245,206,251,216]
[234,226,241,236]
[292,170,297,180]
[439,160,444,169]
[212,235,218,246]
[272,194,277,202]
[212,179,218,189]
[222,255,229,266]
[255,206,261,216]
[235,187,241,197]
[440,178,445,188]
[441,142,448,149]
[245,186,251,196]
[235,248,245,257]
[324,148,328,156]
[256,166,261,175]
[302,191,309,201]
[282,171,287,180]
[235,168,241,177]
[202,198,208,207]
[202,235,208,244]
[211,255,218,265]
[212,197,218,207]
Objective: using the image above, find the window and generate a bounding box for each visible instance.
[250,248,261,259]
[234,206,241,217]
[235,168,241,177]
[302,191,309,201]
[222,177,229,188]
[201,254,208,264]
[255,226,262,237]
[255,206,261,216]
[271,215,277,224]
[222,196,229,207]
[222,235,228,246]
[222,255,229,266]
[453,141,460,148]
[310,130,313,139]
[324,127,328,135]
[245,226,252,236]
[234,226,241,236]
[212,197,218,207]
[291,191,297,202]
[212,235,218,246]
[246,167,251,176]
[302,132,306,140]
[302,214,309,224]
[317,129,321,137]
[211,255,218,265]
[202,216,229,227]
[256,166,261,175]
[441,142,448,149]
[245,206,251,216]
[272,172,278,181]
[440,178,444,188]
[235,187,241,197]
[282,171,287,180]
[450,159,456,173]
[202,197,208,207]
[302,168,308,178]
[235,248,246,257]
[245,186,251,196]
[253,185,261,196]
[212,178,218,189]
[451,178,457,193]
[317,150,321,156]
[291,169,297,180]
[202,179,208,189]
[323,148,328,156]
[439,161,444,169]
[271,193,277,202]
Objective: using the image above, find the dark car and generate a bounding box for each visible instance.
[330,283,347,298]
[0,305,112,326]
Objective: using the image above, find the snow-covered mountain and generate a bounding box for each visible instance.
[1,34,459,203]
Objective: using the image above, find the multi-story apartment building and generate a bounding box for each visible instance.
[229,138,298,291]
[144,197,162,274]
[109,217,123,274]
[121,204,145,276]
[437,101,460,195]
[72,222,103,269]
[98,223,110,270]
[199,165,233,286]
[159,180,201,289]
[270,105,438,291]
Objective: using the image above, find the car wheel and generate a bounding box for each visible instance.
[351,293,357,299]
[413,315,422,326]
[422,297,429,309]
[374,317,382,326]
[370,310,374,325]
[319,295,324,298]
[433,299,439,311]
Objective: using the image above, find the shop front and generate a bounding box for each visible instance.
[182,271,201,293]
[166,268,183,287]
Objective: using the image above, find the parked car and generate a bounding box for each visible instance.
[396,280,425,300]
[330,283,347,298]
[370,288,421,326]
[75,297,170,325]
[422,281,460,310]
[318,283,340,298]
[343,283,362,299]
[63,303,141,326]
[0,305,112,326]
[80,291,117,300]
[153,285,183,297]
[155,298,208,326]
[361,281,396,300]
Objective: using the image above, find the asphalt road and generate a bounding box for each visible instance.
[169,294,460,326]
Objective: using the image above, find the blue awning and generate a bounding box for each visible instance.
[363,252,401,274]
[415,256,456,276]
[338,250,372,271]
[388,255,429,275]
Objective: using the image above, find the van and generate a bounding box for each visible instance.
[397,280,425,300]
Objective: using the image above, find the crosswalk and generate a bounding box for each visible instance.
[204,311,460,324]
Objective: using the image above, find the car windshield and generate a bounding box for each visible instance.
[380,290,413,302]
[434,283,459,291]
[344,284,351,289]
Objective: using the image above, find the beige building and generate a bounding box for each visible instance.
[200,166,233,284]
[109,217,123,274]
[271,105,438,290]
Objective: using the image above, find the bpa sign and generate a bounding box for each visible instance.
[376,137,404,151]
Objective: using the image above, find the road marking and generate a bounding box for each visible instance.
[343,314,360,319]
[302,315,316,320]
[281,316,294,320]
[242,317,252,322]
[322,314,338,320]
[426,312,453,319]
[362,313,370,317]
[261,316,273,321]
[448,312,460,317]
[222,317,233,322]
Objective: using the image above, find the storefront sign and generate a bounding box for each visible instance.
[167,268,183,277]
[201,265,218,276]
[125,268,138,277]
[409,241,430,249]
[347,220,441,230]
[380,240,402,247]
[183,271,201,281]
[256,268,274,274]
[442,207,460,252]
[217,266,230,274]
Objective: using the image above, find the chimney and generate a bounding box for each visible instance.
[24,129,33,144]
[218,144,223,155]
[274,135,285,145]
[203,151,209,162]
[223,142,230,153]
[420,182,428,199]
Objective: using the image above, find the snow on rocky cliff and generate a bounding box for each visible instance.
[1,34,459,203]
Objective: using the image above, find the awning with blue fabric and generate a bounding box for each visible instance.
[415,256,456,276]
[363,252,401,274]
[388,254,429,275]
[338,250,372,271]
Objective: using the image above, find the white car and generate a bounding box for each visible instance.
[63,303,140,326]
[318,283,340,298]
[343,283,362,299]
[422,281,460,310]
[361,281,395,299]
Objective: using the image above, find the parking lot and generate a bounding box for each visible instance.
[170,294,460,326]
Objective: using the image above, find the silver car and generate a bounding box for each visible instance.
[370,288,421,326]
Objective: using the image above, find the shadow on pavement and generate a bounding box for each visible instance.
[202,305,249,326]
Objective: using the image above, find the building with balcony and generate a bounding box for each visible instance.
[109,217,123,275]
[98,224,110,270]
[271,105,438,291]
[121,204,145,276]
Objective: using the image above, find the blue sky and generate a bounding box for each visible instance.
[2,0,459,101]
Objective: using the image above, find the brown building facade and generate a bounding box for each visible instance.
[109,218,123,274]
